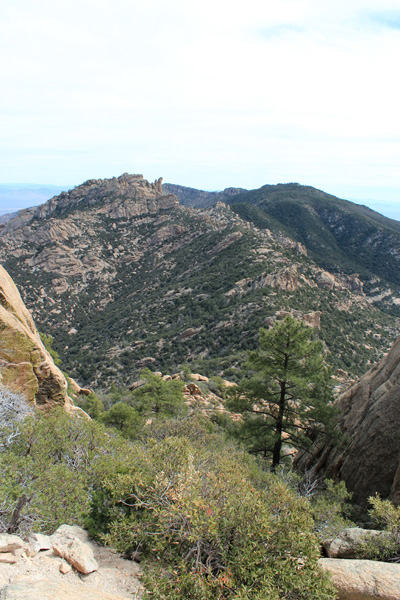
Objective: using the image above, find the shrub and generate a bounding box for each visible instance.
[357,495,400,561]
[96,431,335,599]
[0,408,131,534]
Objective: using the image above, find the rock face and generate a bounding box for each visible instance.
[0,264,74,409]
[296,335,400,504]
[319,558,400,600]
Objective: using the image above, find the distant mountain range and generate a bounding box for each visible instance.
[0,173,399,390]
[0,184,68,212]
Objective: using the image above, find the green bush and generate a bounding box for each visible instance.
[0,408,130,534]
[357,495,400,561]
[95,428,335,599]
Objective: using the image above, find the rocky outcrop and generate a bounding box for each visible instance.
[319,558,400,600]
[226,265,305,297]
[295,335,400,504]
[0,525,142,599]
[0,264,74,409]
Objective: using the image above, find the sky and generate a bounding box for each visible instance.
[1,0,400,219]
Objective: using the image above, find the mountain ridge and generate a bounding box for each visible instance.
[0,173,399,389]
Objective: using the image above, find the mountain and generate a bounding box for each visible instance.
[0,173,399,390]
[163,183,247,208]
[223,183,400,294]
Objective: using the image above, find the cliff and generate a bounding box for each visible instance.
[0,264,74,409]
[295,334,400,504]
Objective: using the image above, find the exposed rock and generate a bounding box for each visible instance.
[136,357,156,368]
[0,264,75,409]
[211,231,243,253]
[52,535,98,574]
[0,579,132,600]
[316,270,338,290]
[0,533,26,553]
[0,552,18,564]
[26,533,52,554]
[303,311,321,329]
[190,373,209,382]
[324,528,389,559]
[0,525,142,599]
[59,560,72,574]
[295,335,400,504]
[53,524,90,543]
[319,558,400,600]
[183,383,203,397]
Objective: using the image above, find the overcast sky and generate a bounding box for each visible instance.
[1,0,400,218]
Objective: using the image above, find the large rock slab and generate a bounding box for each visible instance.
[0,264,74,408]
[296,335,400,504]
[0,578,131,600]
[319,558,400,600]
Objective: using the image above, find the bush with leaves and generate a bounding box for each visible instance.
[101,402,142,438]
[129,369,187,417]
[0,408,132,534]
[356,496,400,561]
[93,421,335,600]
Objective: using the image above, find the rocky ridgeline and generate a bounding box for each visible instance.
[0,525,142,599]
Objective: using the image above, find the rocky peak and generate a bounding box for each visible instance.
[2,174,178,232]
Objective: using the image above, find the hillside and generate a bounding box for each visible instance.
[223,183,400,294]
[0,173,399,390]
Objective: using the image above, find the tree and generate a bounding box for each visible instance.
[129,369,186,417]
[101,402,141,438]
[227,316,338,472]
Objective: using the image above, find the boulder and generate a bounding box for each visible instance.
[324,528,389,558]
[295,334,400,504]
[25,533,52,556]
[0,552,18,564]
[319,558,400,600]
[51,534,98,574]
[53,524,90,543]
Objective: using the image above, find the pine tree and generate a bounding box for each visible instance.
[227,316,338,471]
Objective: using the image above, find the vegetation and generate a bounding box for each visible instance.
[227,183,400,286]
[357,495,400,562]
[0,386,339,599]
[4,184,399,391]
[227,316,338,471]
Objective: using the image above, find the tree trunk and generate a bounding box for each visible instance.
[271,352,289,472]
